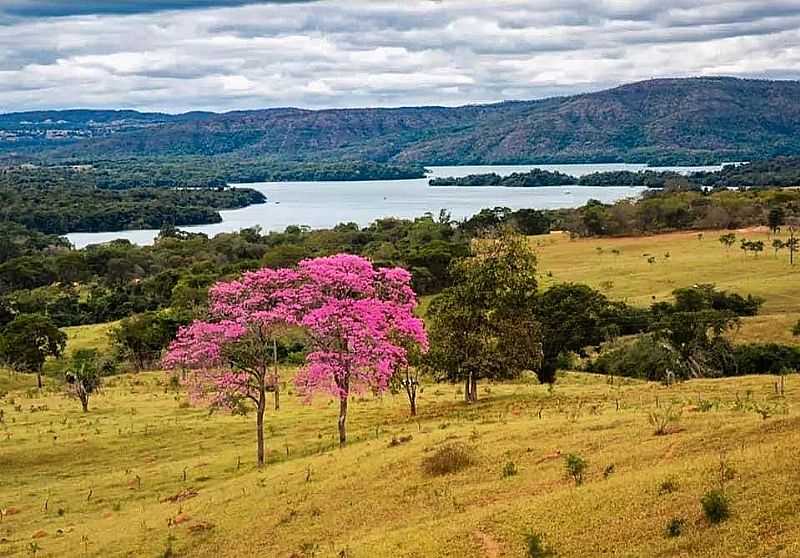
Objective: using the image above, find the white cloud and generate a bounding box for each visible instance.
[0,0,798,112]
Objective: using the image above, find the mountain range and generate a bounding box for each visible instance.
[2,77,800,165]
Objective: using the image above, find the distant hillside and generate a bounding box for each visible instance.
[2,77,800,165]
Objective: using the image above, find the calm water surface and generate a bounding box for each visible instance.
[66,163,725,248]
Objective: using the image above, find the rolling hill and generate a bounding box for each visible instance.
[2,77,800,165]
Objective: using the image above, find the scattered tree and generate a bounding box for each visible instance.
[718,233,736,252]
[65,349,113,412]
[0,313,66,388]
[425,230,543,399]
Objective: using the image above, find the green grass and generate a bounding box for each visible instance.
[1,370,799,557]
[62,322,116,356]
[532,227,800,344]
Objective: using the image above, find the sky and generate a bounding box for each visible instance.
[0,0,799,113]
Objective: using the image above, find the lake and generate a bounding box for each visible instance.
[66,163,727,248]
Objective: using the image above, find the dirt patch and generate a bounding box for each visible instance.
[475,530,502,558]
[161,488,199,503]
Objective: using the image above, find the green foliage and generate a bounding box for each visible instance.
[502,461,518,478]
[0,313,66,375]
[424,230,543,398]
[0,167,266,234]
[700,489,731,524]
[525,532,556,558]
[64,349,114,412]
[648,403,682,435]
[421,443,476,477]
[732,343,800,375]
[664,517,685,537]
[111,312,185,370]
[430,169,573,187]
[564,453,587,486]
[535,283,629,382]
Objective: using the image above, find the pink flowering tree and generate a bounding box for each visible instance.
[163,268,299,467]
[292,255,428,446]
[165,255,427,461]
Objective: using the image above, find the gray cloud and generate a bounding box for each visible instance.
[0,0,798,113]
[0,1,314,18]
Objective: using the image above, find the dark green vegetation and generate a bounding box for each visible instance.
[3,77,800,165]
[0,215,468,331]
[430,168,685,187]
[429,168,574,187]
[0,313,66,387]
[549,185,800,237]
[431,156,800,189]
[1,170,266,234]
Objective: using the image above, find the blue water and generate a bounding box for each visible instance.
[66,163,726,248]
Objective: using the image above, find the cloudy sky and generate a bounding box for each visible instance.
[1,0,799,113]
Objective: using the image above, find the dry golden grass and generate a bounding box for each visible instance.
[1,370,799,557]
[532,227,800,345]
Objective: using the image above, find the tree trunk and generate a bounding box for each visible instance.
[37,372,42,389]
[338,395,348,447]
[272,338,280,411]
[464,371,471,403]
[80,394,89,413]
[470,373,478,402]
[256,390,266,467]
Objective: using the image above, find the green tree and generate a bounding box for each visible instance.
[768,207,785,236]
[0,313,66,388]
[111,312,183,370]
[535,283,618,382]
[718,233,736,251]
[425,230,543,400]
[65,349,113,412]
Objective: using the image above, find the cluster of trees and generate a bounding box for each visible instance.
[0,176,266,234]
[1,159,426,190]
[589,284,766,381]
[549,188,800,237]
[431,157,800,190]
[430,169,574,187]
[0,215,469,330]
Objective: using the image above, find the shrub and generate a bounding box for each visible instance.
[658,477,680,495]
[525,532,556,558]
[502,461,518,478]
[421,443,476,476]
[665,517,685,537]
[648,403,682,435]
[701,489,730,524]
[732,343,800,375]
[564,453,587,486]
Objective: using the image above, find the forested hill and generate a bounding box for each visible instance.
[2,77,800,165]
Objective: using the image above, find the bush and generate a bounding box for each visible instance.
[502,461,518,478]
[421,443,476,476]
[648,403,682,435]
[732,343,800,375]
[665,517,685,537]
[525,532,556,558]
[700,489,730,524]
[564,453,587,486]
[658,477,680,495]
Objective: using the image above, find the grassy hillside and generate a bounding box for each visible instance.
[532,227,800,345]
[1,370,798,557]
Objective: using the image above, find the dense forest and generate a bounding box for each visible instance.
[0,214,469,329]
[429,169,575,187]
[0,179,266,234]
